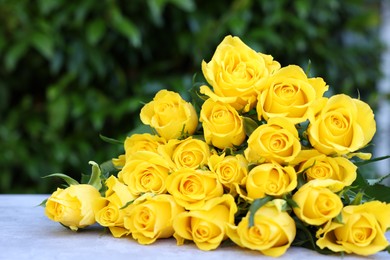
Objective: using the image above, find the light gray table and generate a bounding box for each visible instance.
[0,194,388,259]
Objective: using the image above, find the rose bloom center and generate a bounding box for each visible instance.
[308,164,332,179]
[220,165,234,180]
[181,176,202,195]
[141,172,154,188]
[325,112,350,134]
[181,152,196,165]
[103,207,118,222]
[316,194,336,215]
[193,221,211,242]
[248,223,272,244]
[276,84,297,99]
[269,134,287,151]
[135,207,153,230]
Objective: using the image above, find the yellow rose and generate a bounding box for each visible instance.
[201,35,280,112]
[112,154,126,169]
[207,153,248,194]
[173,194,237,251]
[292,180,343,226]
[140,89,198,140]
[256,65,328,124]
[124,194,185,245]
[124,133,166,161]
[317,201,390,256]
[199,98,246,149]
[45,184,102,231]
[226,199,296,257]
[246,162,297,200]
[93,176,136,237]
[160,137,211,170]
[295,149,357,191]
[166,168,224,210]
[244,117,301,164]
[118,151,173,196]
[307,94,376,155]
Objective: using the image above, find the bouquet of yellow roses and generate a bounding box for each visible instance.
[43,35,390,257]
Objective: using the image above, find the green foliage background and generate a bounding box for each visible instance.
[0,0,383,193]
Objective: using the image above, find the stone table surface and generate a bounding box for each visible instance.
[0,194,389,260]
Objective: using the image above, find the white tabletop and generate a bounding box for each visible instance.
[0,194,388,260]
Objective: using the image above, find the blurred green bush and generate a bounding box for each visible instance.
[0,0,383,193]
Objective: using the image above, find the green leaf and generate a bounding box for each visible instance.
[42,173,79,186]
[367,172,390,185]
[31,32,55,59]
[127,124,154,136]
[47,95,68,130]
[5,42,28,71]
[351,169,390,203]
[80,173,90,184]
[292,216,335,255]
[146,0,166,26]
[110,7,140,47]
[248,196,272,227]
[87,161,102,191]
[353,155,390,167]
[242,116,259,137]
[86,19,106,45]
[351,169,370,193]
[189,80,208,113]
[147,0,195,26]
[38,0,63,14]
[362,184,390,203]
[293,217,316,249]
[170,0,195,12]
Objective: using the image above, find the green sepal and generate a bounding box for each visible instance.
[285,197,299,209]
[350,191,364,205]
[120,200,134,210]
[334,212,343,224]
[339,187,352,205]
[42,173,79,186]
[99,134,124,145]
[38,198,48,207]
[299,159,316,175]
[242,116,259,137]
[297,173,307,189]
[100,159,118,176]
[59,222,78,232]
[305,59,312,76]
[87,161,102,191]
[248,196,273,227]
[280,199,291,212]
